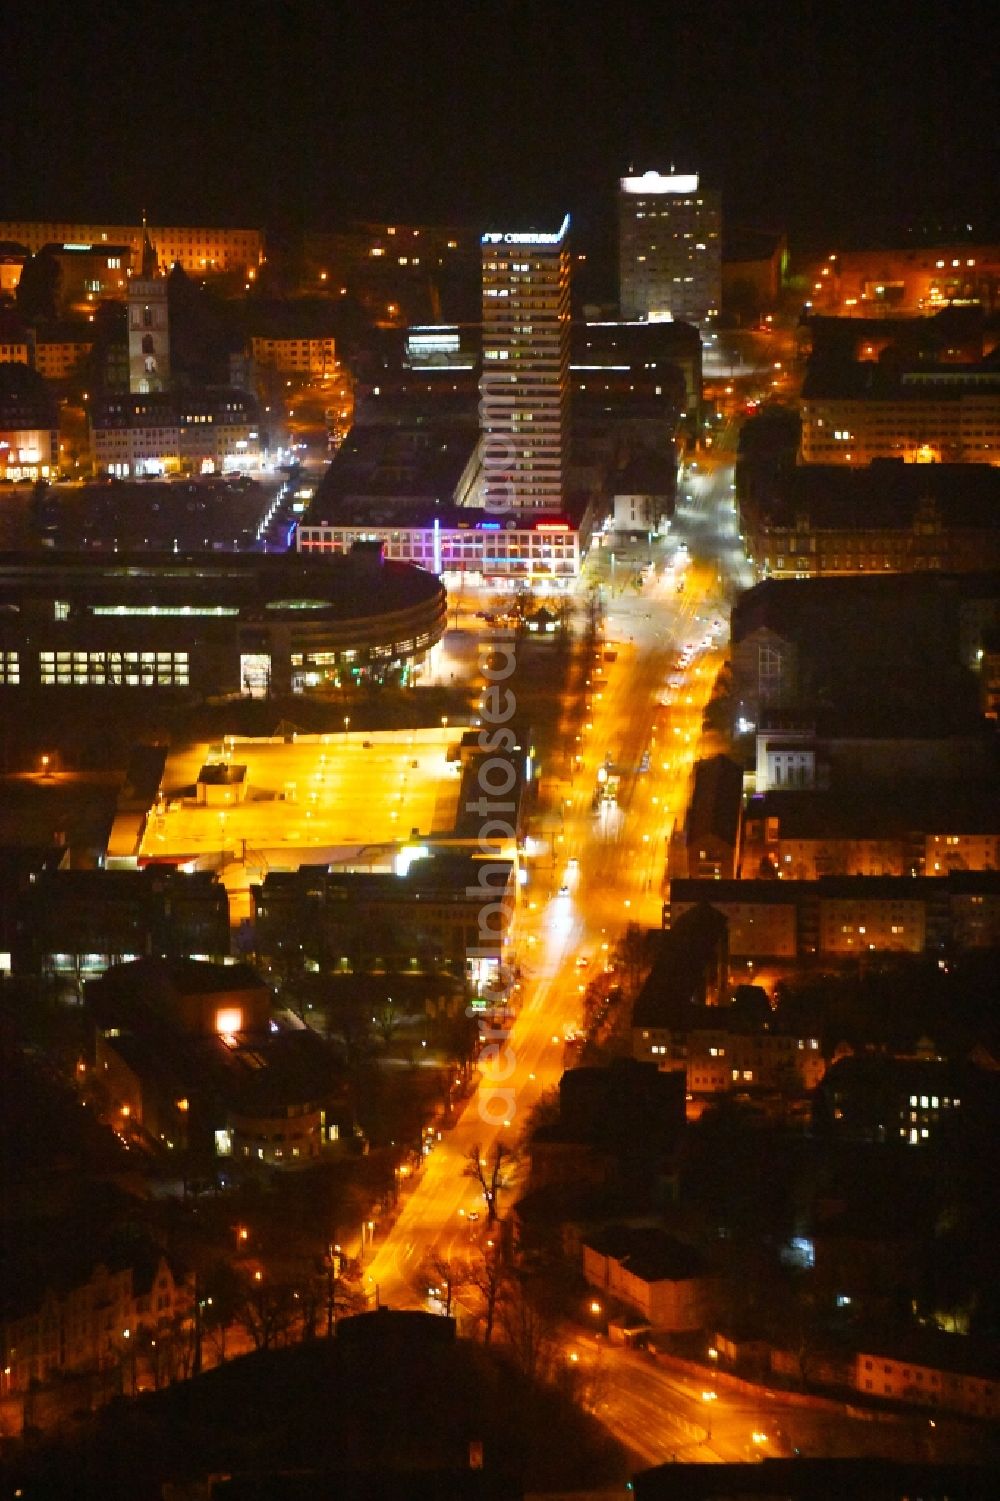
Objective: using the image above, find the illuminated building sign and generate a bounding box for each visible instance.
[620,172,700,195]
[536,522,569,532]
[481,214,570,247]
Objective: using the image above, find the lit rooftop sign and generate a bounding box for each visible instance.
[620,172,699,195]
[482,214,570,247]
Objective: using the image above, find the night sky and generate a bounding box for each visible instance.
[4,0,996,251]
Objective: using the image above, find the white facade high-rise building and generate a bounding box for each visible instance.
[480,216,570,513]
[128,229,170,395]
[619,171,721,325]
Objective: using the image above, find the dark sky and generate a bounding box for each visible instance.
[3,0,996,249]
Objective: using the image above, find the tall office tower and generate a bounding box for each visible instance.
[128,228,170,394]
[480,215,570,512]
[619,171,721,325]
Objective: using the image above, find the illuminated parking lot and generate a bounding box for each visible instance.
[135,730,470,896]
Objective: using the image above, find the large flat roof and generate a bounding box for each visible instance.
[0,550,444,623]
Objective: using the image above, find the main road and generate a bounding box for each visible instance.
[363,449,744,1303]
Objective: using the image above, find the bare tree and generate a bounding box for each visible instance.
[413,1253,471,1318]
[464,1139,516,1226]
[500,1277,558,1382]
[468,1241,507,1346]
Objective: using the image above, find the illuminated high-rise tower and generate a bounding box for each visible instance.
[619,170,721,325]
[480,216,570,512]
[128,224,170,394]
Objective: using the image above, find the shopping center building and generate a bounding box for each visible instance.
[0,546,446,696]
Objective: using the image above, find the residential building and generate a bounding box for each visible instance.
[480,216,571,511]
[529,1059,685,1192]
[1,1243,192,1395]
[668,873,1000,960]
[632,903,730,1016]
[0,340,31,368]
[741,784,1000,879]
[812,1055,999,1148]
[633,999,824,1096]
[618,170,721,325]
[33,331,93,381]
[799,362,1000,466]
[250,335,336,378]
[0,221,263,279]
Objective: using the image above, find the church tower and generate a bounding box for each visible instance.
[128,223,170,393]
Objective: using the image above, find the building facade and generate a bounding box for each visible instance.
[91,388,259,476]
[619,171,721,324]
[0,550,447,696]
[800,372,1000,465]
[250,335,336,378]
[1,1251,192,1395]
[480,217,571,512]
[0,222,263,279]
[803,243,1000,317]
[0,363,59,480]
[297,510,580,585]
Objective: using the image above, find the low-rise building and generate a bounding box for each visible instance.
[802,244,1000,317]
[86,957,352,1166]
[855,1337,997,1419]
[298,504,581,586]
[0,361,59,480]
[0,547,446,697]
[582,1226,713,1332]
[34,332,94,382]
[669,755,743,880]
[730,571,1000,737]
[0,221,263,280]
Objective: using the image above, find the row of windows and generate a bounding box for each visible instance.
[37,650,190,687]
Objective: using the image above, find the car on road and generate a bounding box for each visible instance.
[558,883,569,896]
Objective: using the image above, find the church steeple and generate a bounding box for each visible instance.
[140,212,158,278]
